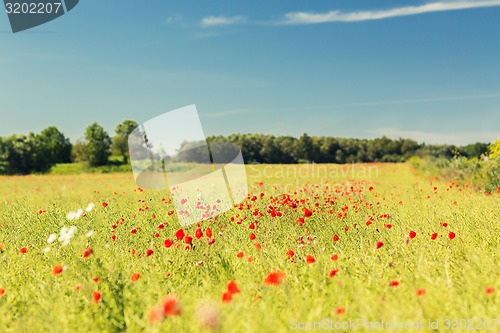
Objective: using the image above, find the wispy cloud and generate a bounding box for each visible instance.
[280,0,500,25]
[165,16,182,24]
[201,15,246,27]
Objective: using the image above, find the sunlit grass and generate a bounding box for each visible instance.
[0,164,498,332]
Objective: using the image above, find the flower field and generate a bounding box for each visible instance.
[0,163,498,332]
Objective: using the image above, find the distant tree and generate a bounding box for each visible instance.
[299,133,314,162]
[85,122,111,166]
[464,142,489,158]
[39,126,72,164]
[400,138,419,158]
[112,120,138,163]
[72,139,90,163]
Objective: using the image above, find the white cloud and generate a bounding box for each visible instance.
[165,16,182,24]
[281,0,500,25]
[368,128,499,145]
[201,15,246,27]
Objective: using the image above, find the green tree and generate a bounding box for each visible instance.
[464,142,489,158]
[39,126,72,164]
[85,122,111,167]
[72,139,90,163]
[112,120,138,163]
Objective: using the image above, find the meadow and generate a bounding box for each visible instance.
[0,163,498,332]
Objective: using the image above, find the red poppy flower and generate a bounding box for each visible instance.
[184,235,193,244]
[333,234,339,242]
[175,229,185,240]
[222,291,233,304]
[146,249,154,257]
[164,239,173,248]
[52,265,64,275]
[247,256,254,262]
[162,294,182,316]
[336,307,346,315]
[390,280,400,287]
[19,247,27,254]
[83,248,93,259]
[250,233,256,240]
[286,250,295,259]
[92,291,101,304]
[195,228,203,239]
[304,208,313,218]
[206,227,212,238]
[227,280,241,294]
[131,272,140,282]
[331,254,338,261]
[448,232,455,240]
[255,242,261,251]
[431,233,438,240]
[102,202,108,207]
[329,269,339,278]
[416,288,426,296]
[409,231,416,239]
[0,288,4,296]
[376,241,384,249]
[485,286,495,294]
[237,252,244,258]
[306,255,315,264]
[263,270,286,286]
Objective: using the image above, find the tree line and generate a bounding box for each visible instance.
[0,120,491,175]
[205,134,487,164]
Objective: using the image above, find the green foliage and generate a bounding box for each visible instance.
[488,139,500,160]
[39,126,72,164]
[85,122,111,167]
[111,120,138,163]
[464,142,489,158]
[206,134,433,164]
[0,127,72,175]
[412,154,500,192]
[72,139,90,163]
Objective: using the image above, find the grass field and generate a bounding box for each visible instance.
[0,163,499,332]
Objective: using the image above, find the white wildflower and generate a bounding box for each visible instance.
[85,230,94,238]
[66,211,77,220]
[58,226,77,246]
[43,247,50,253]
[85,202,95,212]
[47,234,58,244]
[75,208,84,219]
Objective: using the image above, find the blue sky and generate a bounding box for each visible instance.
[1,0,500,145]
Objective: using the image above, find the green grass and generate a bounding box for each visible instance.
[49,162,132,175]
[0,163,498,332]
